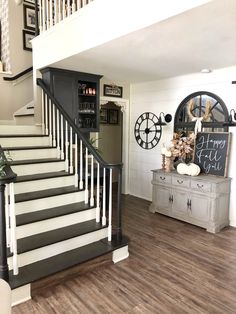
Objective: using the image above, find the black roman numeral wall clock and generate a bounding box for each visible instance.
[134,112,172,149]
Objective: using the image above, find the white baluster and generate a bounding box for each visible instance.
[90,155,94,206]
[41,90,45,134]
[46,0,49,30]
[77,0,81,9]
[60,115,64,160]
[108,169,112,241]
[4,184,10,248]
[96,161,100,222]
[42,0,46,32]
[45,92,48,135]
[74,134,78,187]
[102,168,106,226]
[85,147,88,204]
[82,0,86,7]
[52,103,56,146]
[49,0,53,27]
[58,0,62,21]
[67,0,71,16]
[69,127,73,173]
[79,140,83,189]
[56,109,60,158]
[9,183,18,275]
[72,0,76,13]
[48,98,52,146]
[65,121,69,171]
[63,0,66,19]
[39,0,42,33]
[54,0,58,24]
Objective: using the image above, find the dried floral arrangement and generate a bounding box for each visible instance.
[169,132,195,160]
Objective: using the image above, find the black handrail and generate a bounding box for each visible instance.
[37,78,123,241]
[0,146,17,282]
[37,78,122,170]
[3,67,33,81]
[35,0,39,36]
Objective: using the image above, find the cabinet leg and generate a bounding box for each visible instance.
[149,203,156,213]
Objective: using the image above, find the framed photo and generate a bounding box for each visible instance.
[109,109,119,124]
[23,4,36,31]
[103,84,123,98]
[100,108,108,124]
[23,30,35,51]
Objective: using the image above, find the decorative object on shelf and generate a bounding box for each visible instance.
[22,29,34,51]
[194,132,231,177]
[134,112,172,150]
[187,99,212,134]
[103,84,123,98]
[223,109,236,127]
[164,150,172,172]
[108,109,119,124]
[177,163,200,176]
[161,144,167,170]
[100,108,108,124]
[23,4,36,31]
[170,132,195,162]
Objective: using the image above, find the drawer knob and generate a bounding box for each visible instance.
[197,184,204,188]
[160,176,166,181]
[177,179,183,184]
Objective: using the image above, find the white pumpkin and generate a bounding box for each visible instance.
[177,163,188,175]
[177,162,200,176]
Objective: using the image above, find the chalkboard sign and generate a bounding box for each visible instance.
[194,132,231,177]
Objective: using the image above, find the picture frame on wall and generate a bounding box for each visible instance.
[23,30,35,51]
[100,108,108,124]
[109,109,119,124]
[103,84,123,98]
[23,4,36,31]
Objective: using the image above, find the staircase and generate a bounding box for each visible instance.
[0,86,128,305]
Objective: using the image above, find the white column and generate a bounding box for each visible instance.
[4,184,10,248]
[65,121,69,171]
[41,90,45,134]
[74,134,78,187]
[96,161,100,222]
[85,147,88,204]
[79,140,83,189]
[108,169,112,241]
[69,126,73,173]
[102,168,106,226]
[60,115,64,160]
[48,98,52,146]
[90,155,94,206]
[9,183,18,275]
[52,103,56,146]
[56,109,60,158]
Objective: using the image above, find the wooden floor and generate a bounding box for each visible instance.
[13,195,236,313]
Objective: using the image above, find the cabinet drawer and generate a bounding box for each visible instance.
[191,181,211,193]
[154,173,171,184]
[172,175,190,188]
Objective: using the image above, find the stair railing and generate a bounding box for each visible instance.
[37,78,123,243]
[35,0,94,35]
[0,146,17,282]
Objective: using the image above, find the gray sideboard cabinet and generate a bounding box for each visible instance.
[149,169,231,233]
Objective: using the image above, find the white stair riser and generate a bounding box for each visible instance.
[16,208,96,238]
[0,125,42,135]
[15,175,74,194]
[12,161,65,176]
[8,228,108,270]
[9,148,58,161]
[0,136,50,147]
[15,191,85,215]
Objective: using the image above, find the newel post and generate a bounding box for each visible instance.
[0,183,8,282]
[116,167,122,242]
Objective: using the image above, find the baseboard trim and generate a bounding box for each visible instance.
[12,284,31,307]
[112,245,129,263]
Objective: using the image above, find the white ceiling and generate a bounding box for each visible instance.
[53,0,236,83]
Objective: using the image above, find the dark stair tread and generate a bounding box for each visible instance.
[15,185,81,203]
[16,202,92,226]
[16,171,72,183]
[10,158,63,166]
[9,236,129,289]
[16,219,105,254]
[3,146,56,151]
[0,134,48,138]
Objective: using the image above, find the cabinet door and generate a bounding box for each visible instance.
[154,185,172,213]
[52,74,76,120]
[189,194,210,222]
[172,190,188,216]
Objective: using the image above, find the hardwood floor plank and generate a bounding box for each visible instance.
[13,195,236,313]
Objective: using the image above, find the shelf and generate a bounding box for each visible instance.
[78,112,96,115]
[78,93,96,97]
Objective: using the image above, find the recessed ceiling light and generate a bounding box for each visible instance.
[201,69,212,73]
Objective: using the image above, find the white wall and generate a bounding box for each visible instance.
[0,1,33,120]
[129,66,236,226]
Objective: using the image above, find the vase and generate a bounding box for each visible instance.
[165,156,172,172]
